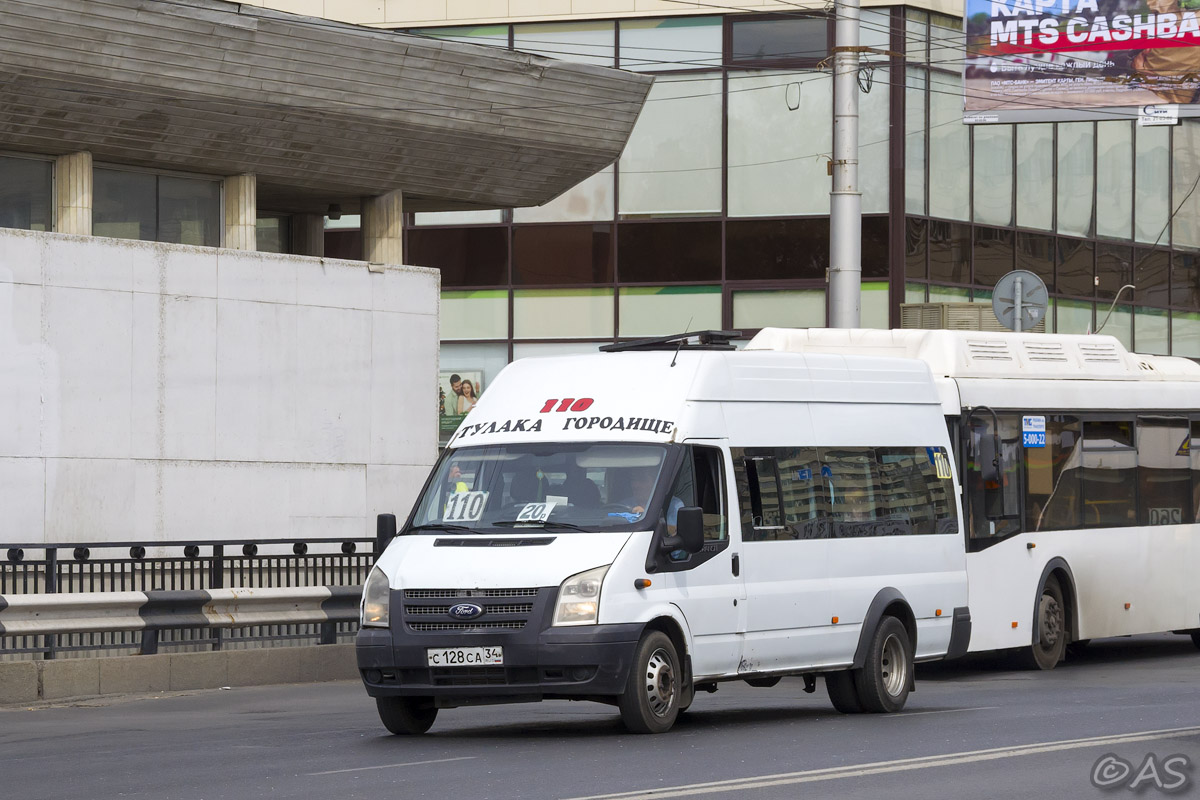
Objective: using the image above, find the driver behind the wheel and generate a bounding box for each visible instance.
[620,466,684,527]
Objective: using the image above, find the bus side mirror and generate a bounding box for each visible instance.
[675,507,705,554]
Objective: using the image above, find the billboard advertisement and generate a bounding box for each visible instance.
[964,0,1200,122]
[439,370,483,443]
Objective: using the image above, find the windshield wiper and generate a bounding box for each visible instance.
[491,520,592,532]
[409,523,475,533]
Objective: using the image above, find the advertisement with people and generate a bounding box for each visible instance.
[964,0,1200,120]
[439,370,483,442]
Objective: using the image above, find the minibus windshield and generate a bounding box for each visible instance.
[409,443,671,533]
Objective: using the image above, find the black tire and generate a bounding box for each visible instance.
[376,696,438,735]
[825,670,864,714]
[1023,575,1066,670]
[618,631,682,734]
[853,616,913,714]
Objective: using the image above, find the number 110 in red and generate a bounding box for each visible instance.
[539,398,594,413]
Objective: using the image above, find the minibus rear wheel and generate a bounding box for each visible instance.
[619,631,682,734]
[376,696,438,735]
[853,616,913,713]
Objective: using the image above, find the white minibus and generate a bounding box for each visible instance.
[748,328,1200,670]
[358,331,970,734]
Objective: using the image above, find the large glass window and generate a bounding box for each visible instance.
[1057,122,1095,238]
[906,218,927,280]
[1096,122,1133,241]
[1135,125,1170,244]
[93,168,220,246]
[861,66,891,215]
[728,15,829,65]
[725,217,827,281]
[619,74,722,217]
[512,224,612,285]
[1137,417,1192,525]
[513,21,614,66]
[905,69,927,216]
[0,156,52,232]
[617,220,721,283]
[973,125,1013,227]
[732,289,825,329]
[1096,243,1132,301]
[728,71,831,217]
[1016,124,1054,231]
[929,71,969,221]
[1136,248,1170,308]
[964,415,1021,543]
[512,288,614,339]
[1174,253,1200,309]
[618,286,721,338]
[256,215,290,254]
[1016,232,1055,292]
[973,227,1014,288]
[1172,120,1200,250]
[440,291,508,341]
[1135,307,1170,355]
[407,227,508,287]
[928,220,970,284]
[619,16,722,71]
[1057,238,1094,298]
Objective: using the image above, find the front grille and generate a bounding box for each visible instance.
[431,667,509,686]
[406,603,534,616]
[409,621,527,632]
[405,588,538,599]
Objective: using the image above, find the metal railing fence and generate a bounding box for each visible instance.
[1,537,375,661]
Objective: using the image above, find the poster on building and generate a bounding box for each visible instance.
[964,0,1200,122]
[439,370,483,440]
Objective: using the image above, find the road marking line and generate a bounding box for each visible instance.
[884,706,1000,717]
[563,726,1200,800]
[309,756,476,776]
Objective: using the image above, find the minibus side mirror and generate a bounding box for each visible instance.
[375,513,397,556]
[675,507,705,554]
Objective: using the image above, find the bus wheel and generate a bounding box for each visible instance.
[1025,576,1066,670]
[376,696,437,735]
[619,631,681,734]
[825,670,863,714]
[853,616,913,713]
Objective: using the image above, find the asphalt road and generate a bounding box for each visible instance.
[2,635,1199,800]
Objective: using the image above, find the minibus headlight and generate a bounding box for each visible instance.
[361,567,391,628]
[553,565,609,626]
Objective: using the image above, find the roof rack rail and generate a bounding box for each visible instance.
[599,330,742,353]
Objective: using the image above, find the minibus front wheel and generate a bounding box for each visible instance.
[619,631,682,734]
[376,696,438,735]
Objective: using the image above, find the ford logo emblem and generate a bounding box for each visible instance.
[448,603,484,620]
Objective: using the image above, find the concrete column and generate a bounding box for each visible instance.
[224,173,256,251]
[291,213,325,258]
[362,190,403,266]
[54,151,92,235]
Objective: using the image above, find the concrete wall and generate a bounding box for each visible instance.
[244,0,958,27]
[0,229,439,545]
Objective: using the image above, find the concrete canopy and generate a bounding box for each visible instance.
[0,0,654,213]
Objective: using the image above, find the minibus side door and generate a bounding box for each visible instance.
[649,442,746,680]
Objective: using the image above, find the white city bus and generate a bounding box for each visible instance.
[748,328,1200,669]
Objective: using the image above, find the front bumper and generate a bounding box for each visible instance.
[356,588,643,708]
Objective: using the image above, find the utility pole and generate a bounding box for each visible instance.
[828,0,861,328]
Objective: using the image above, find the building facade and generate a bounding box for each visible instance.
[243,1,1200,443]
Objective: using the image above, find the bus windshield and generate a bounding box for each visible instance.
[409,443,671,533]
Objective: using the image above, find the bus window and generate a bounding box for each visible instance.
[776,448,826,539]
[821,448,880,537]
[1025,416,1082,532]
[1080,419,1137,528]
[1137,417,1191,526]
[965,415,1021,541]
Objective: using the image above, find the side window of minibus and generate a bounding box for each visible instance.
[682,446,728,543]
